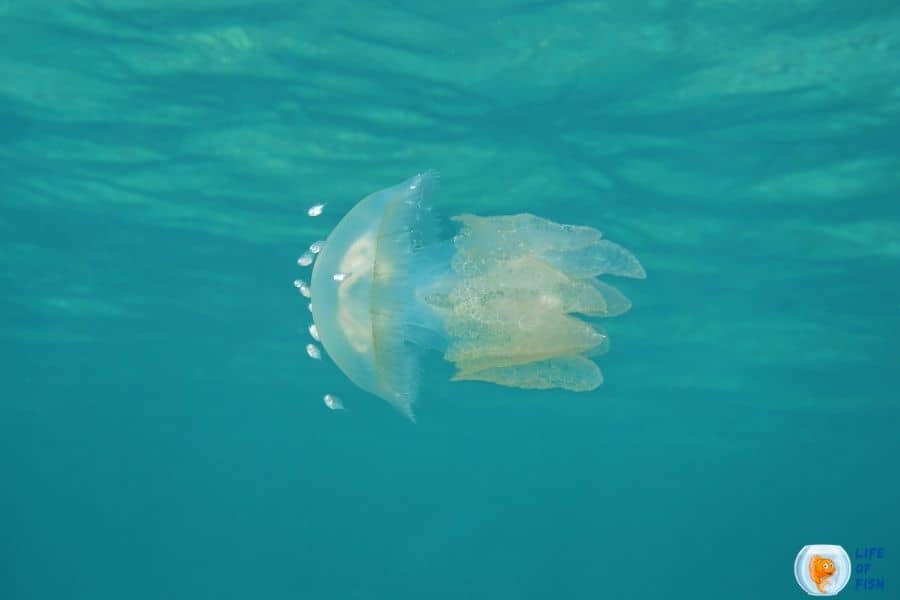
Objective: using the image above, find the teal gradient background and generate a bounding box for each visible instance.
[2,2,898,598]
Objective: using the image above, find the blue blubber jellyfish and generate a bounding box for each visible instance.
[300,171,644,420]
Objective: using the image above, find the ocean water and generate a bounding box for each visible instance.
[2,2,899,598]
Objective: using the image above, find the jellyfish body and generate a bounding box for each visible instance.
[309,171,645,419]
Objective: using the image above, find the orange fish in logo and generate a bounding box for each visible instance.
[809,555,836,593]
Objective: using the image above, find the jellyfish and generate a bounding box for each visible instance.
[299,171,644,420]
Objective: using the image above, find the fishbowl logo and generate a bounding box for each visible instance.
[794,545,852,596]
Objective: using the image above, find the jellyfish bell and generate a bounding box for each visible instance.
[309,171,440,419]
[307,171,645,420]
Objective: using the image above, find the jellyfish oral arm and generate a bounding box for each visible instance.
[421,213,643,392]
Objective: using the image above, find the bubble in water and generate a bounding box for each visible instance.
[308,323,320,341]
[309,240,326,254]
[307,302,313,312]
[297,252,314,267]
[323,394,344,410]
[306,343,321,360]
[307,203,326,217]
[332,272,347,282]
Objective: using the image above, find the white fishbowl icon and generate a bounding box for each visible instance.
[794,545,852,596]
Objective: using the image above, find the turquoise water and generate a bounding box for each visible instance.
[2,2,899,598]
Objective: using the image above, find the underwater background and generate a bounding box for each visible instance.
[2,1,899,598]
